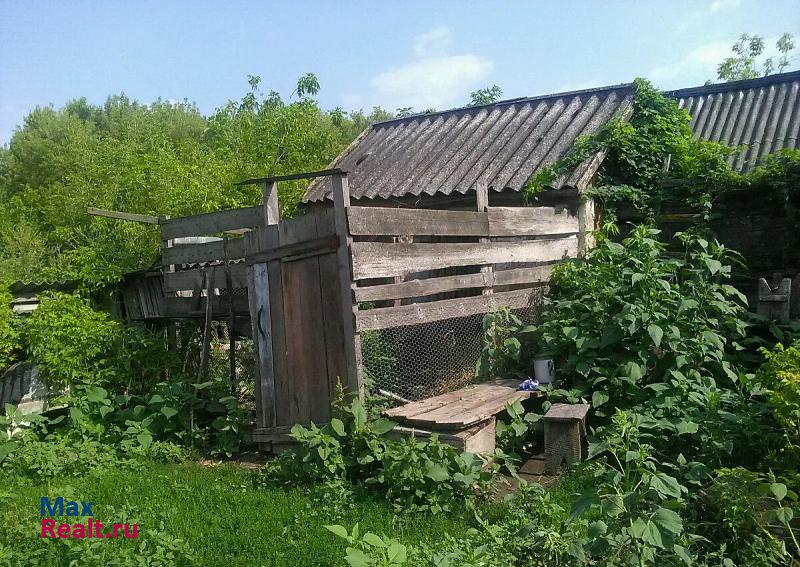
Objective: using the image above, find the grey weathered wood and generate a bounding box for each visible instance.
[198,268,215,384]
[356,287,544,331]
[476,184,493,296]
[347,207,489,236]
[162,237,248,265]
[161,295,250,318]
[332,174,364,397]
[487,206,579,236]
[245,235,338,265]
[351,236,577,280]
[263,181,280,225]
[354,265,553,302]
[87,207,160,224]
[164,263,248,292]
[160,206,264,240]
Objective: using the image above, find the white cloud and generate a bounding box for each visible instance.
[710,0,742,12]
[345,26,494,112]
[413,26,452,58]
[649,40,731,87]
[371,55,493,110]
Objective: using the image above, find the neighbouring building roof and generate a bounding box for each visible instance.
[304,83,635,202]
[667,70,800,172]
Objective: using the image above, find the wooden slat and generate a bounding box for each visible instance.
[488,206,579,236]
[246,235,338,265]
[354,265,553,302]
[409,388,529,429]
[164,263,248,292]
[87,207,160,224]
[160,206,264,240]
[417,391,533,430]
[352,236,577,280]
[356,287,544,331]
[162,237,248,265]
[162,295,250,318]
[347,207,489,236]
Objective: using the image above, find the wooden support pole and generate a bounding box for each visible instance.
[331,173,364,398]
[199,267,214,383]
[476,183,493,296]
[224,236,237,399]
[248,181,280,431]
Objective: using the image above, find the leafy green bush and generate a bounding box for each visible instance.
[263,395,493,513]
[0,285,20,372]
[24,292,121,386]
[757,340,800,464]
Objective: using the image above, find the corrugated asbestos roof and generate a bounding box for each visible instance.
[304,83,635,202]
[667,70,800,172]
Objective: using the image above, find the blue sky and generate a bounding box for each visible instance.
[1,0,798,143]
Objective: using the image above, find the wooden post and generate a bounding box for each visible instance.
[331,173,364,398]
[577,198,596,256]
[223,236,237,399]
[247,182,280,431]
[476,183,493,296]
[198,267,214,383]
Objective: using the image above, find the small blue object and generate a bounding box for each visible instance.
[518,378,539,391]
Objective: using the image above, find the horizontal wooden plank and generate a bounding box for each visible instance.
[161,295,250,318]
[160,206,264,240]
[87,207,160,224]
[348,207,489,236]
[488,206,579,236]
[354,265,553,302]
[163,263,248,292]
[162,237,247,265]
[356,287,544,331]
[246,235,338,265]
[351,236,577,280]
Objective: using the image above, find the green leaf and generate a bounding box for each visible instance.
[770,483,787,501]
[652,507,683,534]
[592,391,609,408]
[387,541,407,564]
[362,532,386,548]
[773,507,793,524]
[675,421,698,435]
[330,418,346,437]
[647,324,663,348]
[149,394,165,404]
[650,472,683,499]
[86,386,109,403]
[673,544,692,565]
[370,419,397,435]
[344,547,370,567]
[160,406,178,419]
[600,325,623,347]
[324,524,350,539]
[588,520,608,537]
[569,493,598,521]
[643,520,664,548]
[136,431,152,449]
[425,463,450,482]
[704,258,722,275]
[562,326,579,340]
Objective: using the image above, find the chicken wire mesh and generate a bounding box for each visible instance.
[360,290,545,401]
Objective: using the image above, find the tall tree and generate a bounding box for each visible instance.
[717,33,796,81]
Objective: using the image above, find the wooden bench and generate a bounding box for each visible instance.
[383,379,543,454]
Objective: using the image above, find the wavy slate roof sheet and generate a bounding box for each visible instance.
[304,83,635,202]
[667,70,800,172]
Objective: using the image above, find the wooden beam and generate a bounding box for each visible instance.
[347,207,489,236]
[87,207,159,224]
[476,184,493,296]
[356,287,544,331]
[160,206,264,240]
[245,235,338,265]
[164,263,248,292]
[162,237,248,265]
[332,173,364,397]
[353,265,553,303]
[487,206,579,236]
[237,168,346,186]
[351,236,577,280]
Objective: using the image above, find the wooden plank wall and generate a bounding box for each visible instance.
[347,204,580,331]
[160,206,268,294]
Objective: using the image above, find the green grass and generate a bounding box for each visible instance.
[0,462,470,566]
